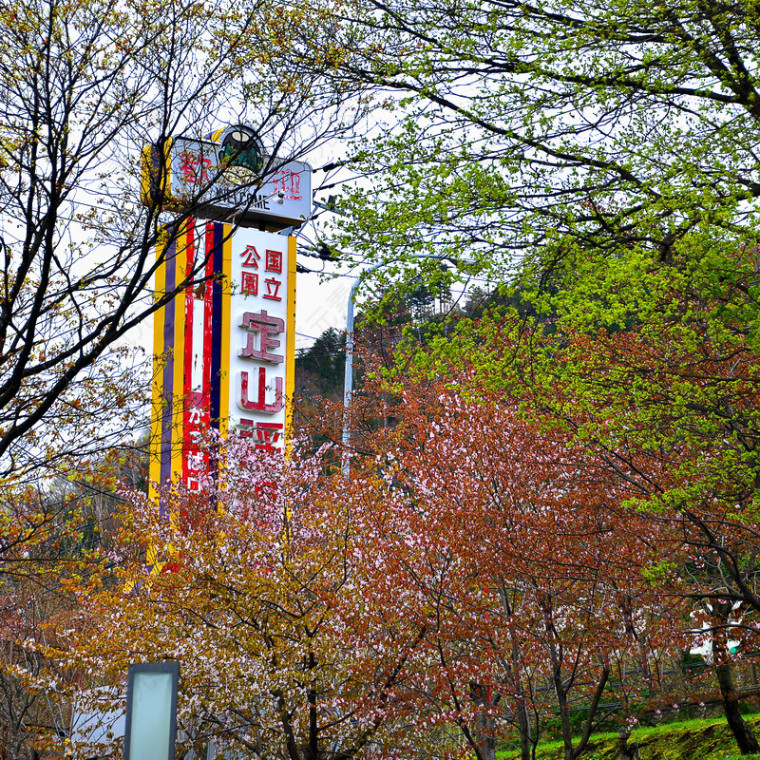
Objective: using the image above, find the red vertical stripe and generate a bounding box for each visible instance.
[181,220,196,491]
[204,222,215,408]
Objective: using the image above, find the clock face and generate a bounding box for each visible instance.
[218,126,264,185]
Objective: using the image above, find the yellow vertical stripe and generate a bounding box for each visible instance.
[170,222,188,483]
[284,235,297,452]
[219,223,233,436]
[149,228,168,503]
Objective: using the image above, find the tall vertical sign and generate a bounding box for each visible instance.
[149,221,297,503]
[146,124,310,503]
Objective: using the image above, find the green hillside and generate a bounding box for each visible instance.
[500,716,760,760]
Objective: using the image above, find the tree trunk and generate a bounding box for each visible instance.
[716,660,759,754]
[616,728,640,760]
[470,683,497,760]
[550,664,574,760]
[500,584,532,760]
[712,601,760,755]
[711,602,759,755]
[616,728,629,760]
[515,697,531,760]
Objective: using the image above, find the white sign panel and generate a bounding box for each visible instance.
[227,228,295,451]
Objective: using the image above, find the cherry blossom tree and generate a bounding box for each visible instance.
[36,436,430,760]
[365,287,760,755]
[344,368,687,760]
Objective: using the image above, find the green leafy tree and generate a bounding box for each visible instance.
[290,7,760,749]
[318,0,760,284]
[287,0,760,353]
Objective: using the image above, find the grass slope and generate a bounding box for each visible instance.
[499,716,760,760]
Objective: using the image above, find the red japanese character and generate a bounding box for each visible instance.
[240,309,284,363]
[239,367,284,413]
[265,250,283,274]
[288,172,301,199]
[179,151,212,185]
[263,277,282,301]
[273,169,302,200]
[238,420,283,452]
[241,271,259,295]
[241,245,261,268]
[238,418,254,437]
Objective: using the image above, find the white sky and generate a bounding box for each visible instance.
[294,268,355,351]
